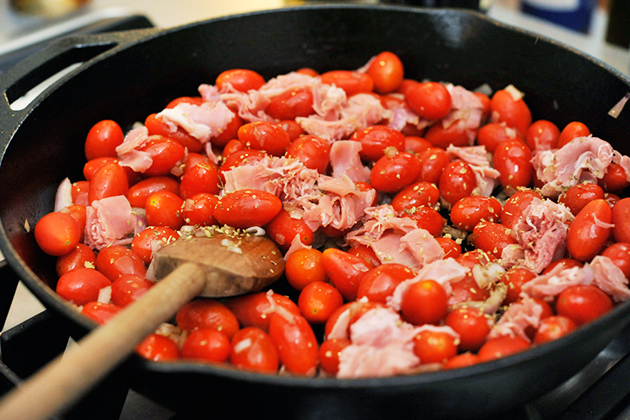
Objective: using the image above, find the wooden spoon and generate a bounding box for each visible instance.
[0,231,285,420]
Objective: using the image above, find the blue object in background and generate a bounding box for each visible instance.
[521,0,596,33]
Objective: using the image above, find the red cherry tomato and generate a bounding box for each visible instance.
[602,242,630,279]
[557,121,590,148]
[71,181,90,206]
[356,263,415,304]
[87,163,129,204]
[559,182,605,216]
[182,192,219,227]
[525,119,560,152]
[367,51,404,94]
[599,163,630,193]
[444,352,479,370]
[450,196,502,232]
[406,81,452,120]
[413,330,458,364]
[476,122,522,153]
[266,208,314,252]
[59,204,86,241]
[138,136,186,177]
[370,150,421,193]
[392,182,440,213]
[229,327,279,374]
[490,88,532,137]
[567,199,612,262]
[472,221,518,259]
[268,312,319,376]
[347,245,381,268]
[56,267,111,306]
[145,190,185,230]
[319,338,351,376]
[179,162,220,199]
[321,247,373,301]
[445,307,491,352]
[95,245,146,282]
[556,284,613,325]
[145,113,203,153]
[320,70,374,96]
[435,237,462,259]
[84,157,119,181]
[500,188,541,229]
[424,120,471,149]
[404,136,432,155]
[613,198,630,244]
[34,212,81,257]
[181,328,231,363]
[500,267,537,305]
[126,176,180,208]
[131,226,179,264]
[400,280,448,325]
[81,302,121,324]
[166,96,204,108]
[237,121,291,156]
[286,135,331,174]
[477,335,530,362]
[403,206,444,237]
[298,281,344,324]
[85,120,124,161]
[493,139,533,192]
[449,272,491,305]
[416,147,450,184]
[176,299,240,339]
[542,258,584,274]
[136,334,180,361]
[56,243,96,277]
[214,189,282,229]
[350,125,405,162]
[278,119,305,141]
[296,67,319,77]
[266,87,314,120]
[455,249,495,271]
[110,274,154,308]
[438,160,477,207]
[224,291,301,332]
[211,113,243,148]
[533,315,577,345]
[216,69,265,92]
[285,248,327,291]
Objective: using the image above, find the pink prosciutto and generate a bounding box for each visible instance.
[84,195,137,250]
[156,101,234,144]
[446,144,500,197]
[487,297,544,341]
[116,126,153,173]
[329,140,371,183]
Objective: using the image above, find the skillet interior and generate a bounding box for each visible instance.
[1,4,630,418]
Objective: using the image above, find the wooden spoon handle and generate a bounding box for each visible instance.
[0,262,206,420]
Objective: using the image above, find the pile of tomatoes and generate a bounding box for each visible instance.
[33,51,630,377]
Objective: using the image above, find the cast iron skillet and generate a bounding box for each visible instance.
[1,4,630,419]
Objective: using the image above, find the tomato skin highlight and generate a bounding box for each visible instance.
[413,330,458,364]
[533,315,577,345]
[493,139,533,191]
[490,88,532,137]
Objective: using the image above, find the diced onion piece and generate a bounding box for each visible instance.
[504,84,524,102]
[609,92,630,119]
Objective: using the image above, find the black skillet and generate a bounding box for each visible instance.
[1,4,630,419]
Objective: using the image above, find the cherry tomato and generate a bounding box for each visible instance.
[237,121,291,156]
[404,136,432,155]
[85,120,124,161]
[456,249,495,270]
[444,352,479,370]
[320,70,374,96]
[166,96,204,108]
[476,122,522,153]
[224,291,301,332]
[324,301,385,339]
[558,182,605,216]
[450,196,502,232]
[136,333,180,362]
[370,150,421,193]
[525,119,560,152]
[229,327,279,373]
[138,136,186,177]
[131,226,180,264]
[126,176,180,208]
[81,302,121,324]
[350,125,405,162]
[406,81,452,120]
[219,149,267,181]
[145,113,203,153]
[557,121,590,148]
[284,248,327,291]
[477,336,530,362]
[266,87,314,120]
[181,328,231,363]
[182,192,219,227]
[266,208,314,251]
[475,92,492,120]
[298,281,344,324]
[84,157,119,181]
[489,88,532,137]
[542,258,584,274]
[567,199,612,262]
[110,274,154,307]
[493,139,533,192]
[367,51,404,94]
[95,245,146,282]
[296,67,319,77]
[221,139,247,158]
[286,135,331,174]
[602,242,630,279]
[445,307,491,352]
[438,160,477,207]
[56,243,96,277]
[416,147,450,184]
[605,192,621,207]
[524,297,554,339]
[599,163,630,193]
[424,120,472,149]
[214,189,282,229]
[347,245,381,268]
[533,315,577,345]
[71,181,90,206]
[556,284,613,325]
[35,212,81,256]
[59,204,86,242]
[500,267,537,305]
[435,237,462,259]
[403,206,444,237]
[321,248,373,301]
[56,267,111,306]
[392,182,440,213]
[500,188,541,229]
[211,113,243,148]
[145,190,185,230]
[176,299,240,339]
[319,338,351,376]
[413,330,458,364]
[268,312,319,376]
[179,162,220,199]
[278,119,305,141]
[356,263,415,304]
[216,68,265,92]
[449,273,491,304]
[472,221,518,259]
[401,280,448,325]
[87,163,129,204]
[613,198,630,244]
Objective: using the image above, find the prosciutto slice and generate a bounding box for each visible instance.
[116,126,153,173]
[488,297,544,341]
[156,101,234,144]
[329,140,371,183]
[84,195,136,250]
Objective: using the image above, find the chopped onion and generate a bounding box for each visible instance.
[608,92,630,119]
